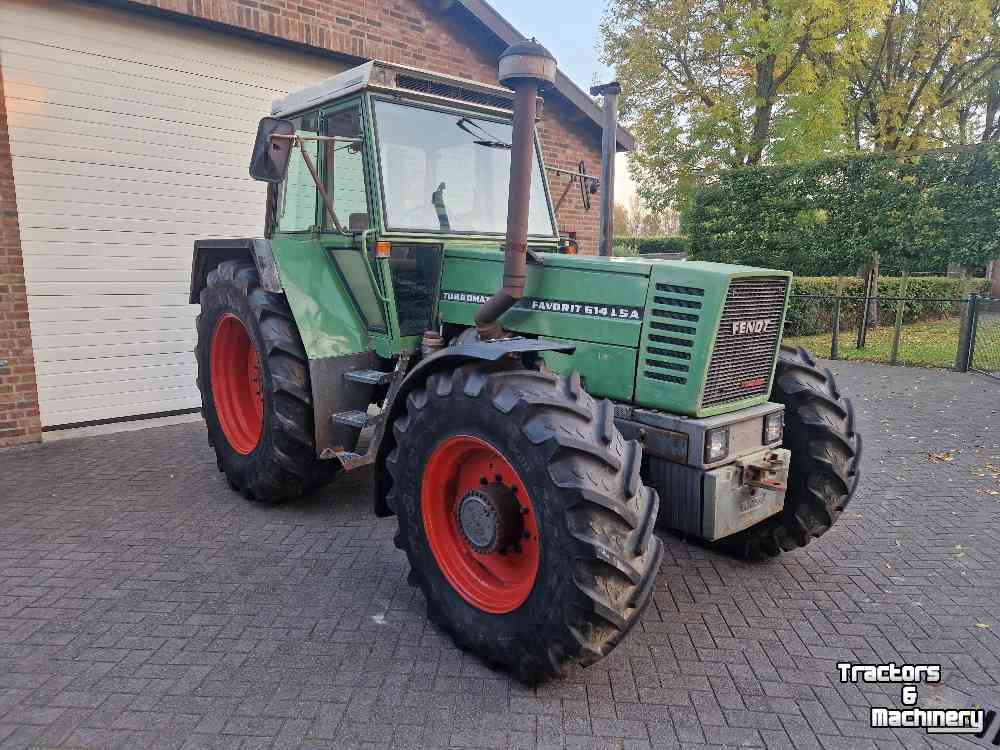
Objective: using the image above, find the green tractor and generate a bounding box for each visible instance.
[190,41,861,682]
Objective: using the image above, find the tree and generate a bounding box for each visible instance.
[612,201,632,236]
[847,0,1000,151]
[602,0,880,210]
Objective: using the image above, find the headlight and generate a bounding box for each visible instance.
[704,427,729,463]
[763,411,784,444]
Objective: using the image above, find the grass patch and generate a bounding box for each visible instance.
[784,317,962,369]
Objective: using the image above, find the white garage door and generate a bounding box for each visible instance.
[0,0,347,426]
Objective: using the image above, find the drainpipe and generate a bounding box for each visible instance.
[475,40,557,340]
[590,82,620,258]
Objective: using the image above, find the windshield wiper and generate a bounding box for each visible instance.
[457,117,511,150]
[473,139,511,150]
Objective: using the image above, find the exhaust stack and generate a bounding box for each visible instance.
[590,82,621,258]
[475,39,557,340]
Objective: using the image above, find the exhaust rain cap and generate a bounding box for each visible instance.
[498,39,557,91]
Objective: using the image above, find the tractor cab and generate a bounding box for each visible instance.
[250,60,563,359]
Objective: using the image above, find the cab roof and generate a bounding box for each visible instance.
[271,60,519,120]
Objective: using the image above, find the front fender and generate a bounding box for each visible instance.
[372,338,576,517]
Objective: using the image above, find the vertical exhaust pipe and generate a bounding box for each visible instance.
[590,82,620,258]
[475,40,557,340]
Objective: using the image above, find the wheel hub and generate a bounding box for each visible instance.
[420,435,540,614]
[456,484,523,554]
[210,313,264,455]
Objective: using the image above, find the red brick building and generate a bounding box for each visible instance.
[0,0,630,447]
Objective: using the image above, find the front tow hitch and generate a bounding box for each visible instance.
[740,451,788,493]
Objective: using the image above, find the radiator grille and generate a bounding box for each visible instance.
[643,282,704,386]
[396,75,513,110]
[702,277,788,408]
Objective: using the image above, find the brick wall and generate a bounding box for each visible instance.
[0,65,42,447]
[115,0,605,251]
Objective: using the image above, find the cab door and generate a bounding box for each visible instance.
[317,99,395,355]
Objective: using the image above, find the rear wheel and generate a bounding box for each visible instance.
[196,260,338,502]
[387,364,662,683]
[719,346,862,558]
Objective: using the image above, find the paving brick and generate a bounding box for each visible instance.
[0,362,997,749]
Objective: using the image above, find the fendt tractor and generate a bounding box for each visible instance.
[190,41,862,681]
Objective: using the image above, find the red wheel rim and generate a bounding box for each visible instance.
[421,435,540,614]
[210,314,263,455]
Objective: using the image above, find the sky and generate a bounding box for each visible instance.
[487,0,639,208]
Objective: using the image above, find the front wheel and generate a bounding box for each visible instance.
[387,364,662,683]
[195,260,338,502]
[719,346,862,558]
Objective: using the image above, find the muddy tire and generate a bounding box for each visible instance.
[719,346,861,559]
[387,364,662,683]
[195,260,338,502]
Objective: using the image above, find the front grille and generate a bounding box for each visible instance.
[643,282,705,386]
[396,74,513,110]
[702,277,788,408]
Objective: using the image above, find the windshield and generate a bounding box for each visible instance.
[373,99,555,236]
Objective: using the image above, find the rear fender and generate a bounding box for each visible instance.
[373,338,575,517]
[190,238,281,304]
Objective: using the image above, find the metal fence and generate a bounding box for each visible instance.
[782,293,999,376]
[969,295,1000,379]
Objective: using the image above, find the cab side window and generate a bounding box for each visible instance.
[322,104,368,232]
[276,113,319,232]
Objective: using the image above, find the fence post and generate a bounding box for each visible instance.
[856,269,873,349]
[889,269,908,365]
[831,297,841,360]
[954,293,978,372]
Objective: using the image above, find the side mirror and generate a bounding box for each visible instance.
[249,117,295,183]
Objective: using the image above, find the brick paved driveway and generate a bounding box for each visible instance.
[1,361,999,750]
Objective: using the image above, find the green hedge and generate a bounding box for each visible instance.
[614,236,691,256]
[785,276,990,336]
[684,145,1000,276]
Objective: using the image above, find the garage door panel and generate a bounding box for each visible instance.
[2,0,341,426]
[2,66,271,125]
[5,89,255,141]
[32,318,196,341]
[0,42,278,104]
[7,112,251,161]
[20,242,210,262]
[0,57,280,117]
[7,121,251,166]
[39,361,194,389]
[26,254,200,272]
[30,304,196,323]
[19,205,259,232]
[31,306,196,329]
[12,163,267,201]
[42,395,202,426]
[41,371,197,400]
[15,178,258,211]
[37,351,195,376]
[6,103,250,152]
[33,325,193,347]
[32,339,195,363]
[27,293,191,309]
[10,140,250,182]
[1,10,336,91]
[20,228,246,247]
[24,267,191,283]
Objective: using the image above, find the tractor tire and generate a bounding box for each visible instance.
[387,364,662,683]
[719,346,861,559]
[195,260,338,502]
